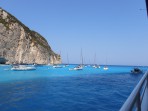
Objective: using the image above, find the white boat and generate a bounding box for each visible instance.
[103,66,108,70]
[63,64,69,67]
[92,53,100,69]
[103,57,108,70]
[74,65,83,70]
[92,65,96,68]
[53,65,63,68]
[65,53,69,67]
[11,65,36,71]
[65,64,69,67]
[69,65,83,70]
[92,64,100,68]
[69,49,84,71]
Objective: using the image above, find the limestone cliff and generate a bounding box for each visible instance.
[0,8,61,64]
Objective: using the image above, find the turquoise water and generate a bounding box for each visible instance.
[0,65,147,111]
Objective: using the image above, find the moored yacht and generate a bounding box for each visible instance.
[69,49,84,71]
[103,57,108,70]
[74,65,83,70]
[69,65,83,70]
[103,66,108,70]
[52,65,63,68]
[92,64,100,68]
[92,53,100,69]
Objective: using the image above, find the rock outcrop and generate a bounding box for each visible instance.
[0,8,61,64]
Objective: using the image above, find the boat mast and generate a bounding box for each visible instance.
[94,53,96,65]
[67,53,69,64]
[105,57,108,67]
[81,49,83,65]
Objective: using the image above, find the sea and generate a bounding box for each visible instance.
[0,65,147,111]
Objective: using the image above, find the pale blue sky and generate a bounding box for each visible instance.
[0,0,148,66]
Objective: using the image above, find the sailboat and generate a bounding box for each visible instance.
[69,49,83,70]
[64,53,69,67]
[103,57,108,70]
[92,53,100,69]
[52,51,63,68]
[72,65,83,70]
[103,66,108,70]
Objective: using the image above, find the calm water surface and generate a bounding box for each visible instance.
[0,65,147,111]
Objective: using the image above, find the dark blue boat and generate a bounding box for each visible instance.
[131,68,143,74]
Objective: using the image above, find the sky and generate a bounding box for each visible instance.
[0,0,148,66]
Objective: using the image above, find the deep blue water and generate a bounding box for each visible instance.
[0,65,147,111]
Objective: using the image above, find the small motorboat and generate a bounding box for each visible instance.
[64,64,69,67]
[69,65,83,70]
[11,65,36,71]
[103,66,108,70]
[65,64,69,67]
[74,65,83,70]
[92,64,101,69]
[53,65,63,68]
[131,68,143,74]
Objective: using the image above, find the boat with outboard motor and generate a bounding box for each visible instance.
[52,65,63,68]
[69,65,83,70]
[11,65,36,71]
[131,68,143,74]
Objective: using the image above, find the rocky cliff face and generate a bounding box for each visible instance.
[0,8,61,64]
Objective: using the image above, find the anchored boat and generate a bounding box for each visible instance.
[11,65,36,71]
[52,65,63,68]
[69,65,83,70]
[131,68,143,74]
